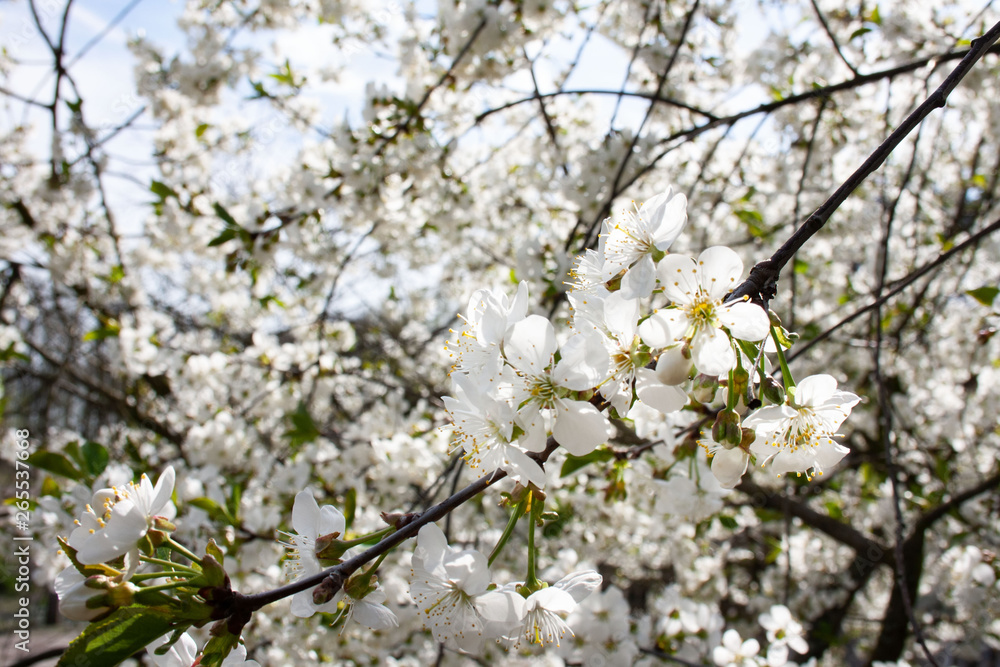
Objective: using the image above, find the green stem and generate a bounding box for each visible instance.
[488,497,527,567]
[727,368,738,411]
[140,556,198,574]
[770,325,795,390]
[343,526,394,548]
[363,550,391,578]
[163,535,201,564]
[523,493,544,592]
[136,580,192,595]
[132,571,192,582]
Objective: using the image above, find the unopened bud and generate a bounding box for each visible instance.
[740,427,756,448]
[655,345,692,385]
[761,376,785,405]
[712,409,742,447]
[344,572,377,600]
[314,532,348,563]
[692,374,719,403]
[313,575,342,606]
[380,511,418,529]
[152,516,176,532]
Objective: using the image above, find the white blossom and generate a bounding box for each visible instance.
[602,188,687,299]
[409,524,525,652]
[745,374,861,479]
[279,490,347,618]
[74,466,176,566]
[639,246,769,376]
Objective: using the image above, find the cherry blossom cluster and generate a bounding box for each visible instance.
[444,188,861,491]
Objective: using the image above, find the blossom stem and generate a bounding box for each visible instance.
[343,527,394,548]
[139,556,199,574]
[362,550,391,578]
[162,535,201,564]
[523,493,544,593]
[727,368,738,411]
[135,580,190,595]
[489,496,527,567]
[770,325,795,390]
[132,570,193,582]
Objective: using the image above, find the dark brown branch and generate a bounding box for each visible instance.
[476,88,719,125]
[233,439,560,619]
[728,21,1000,305]
[809,0,858,75]
[736,477,895,568]
[868,470,1000,663]
[788,215,1000,362]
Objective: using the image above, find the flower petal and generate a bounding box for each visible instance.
[291,490,320,538]
[709,447,749,489]
[697,246,742,300]
[638,309,686,349]
[691,327,735,376]
[553,331,609,390]
[721,301,770,342]
[636,368,688,413]
[554,570,602,603]
[620,254,656,299]
[645,188,687,250]
[657,254,699,304]
[553,399,613,456]
[794,374,838,407]
[352,599,399,629]
[505,315,557,375]
[149,466,175,516]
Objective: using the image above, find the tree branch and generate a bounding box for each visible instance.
[728,21,1000,305]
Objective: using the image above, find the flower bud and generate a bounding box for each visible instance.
[692,374,719,403]
[314,532,348,563]
[712,409,742,448]
[312,575,342,606]
[761,376,785,405]
[655,344,692,385]
[344,572,378,600]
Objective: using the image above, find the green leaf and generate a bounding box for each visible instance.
[285,402,320,448]
[560,447,615,477]
[793,258,809,275]
[342,487,357,530]
[195,123,210,138]
[734,209,766,237]
[207,227,237,248]
[0,341,29,363]
[149,180,176,201]
[84,318,121,341]
[26,451,82,481]
[772,325,795,349]
[718,515,738,529]
[213,202,238,228]
[57,606,179,667]
[188,497,236,525]
[81,441,110,477]
[106,265,125,284]
[850,26,872,40]
[966,286,999,307]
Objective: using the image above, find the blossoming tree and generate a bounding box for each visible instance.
[2,1,999,666]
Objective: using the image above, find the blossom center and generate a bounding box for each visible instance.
[686,293,718,329]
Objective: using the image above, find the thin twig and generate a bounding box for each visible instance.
[809,0,858,75]
[728,21,1000,305]
[787,216,1000,362]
